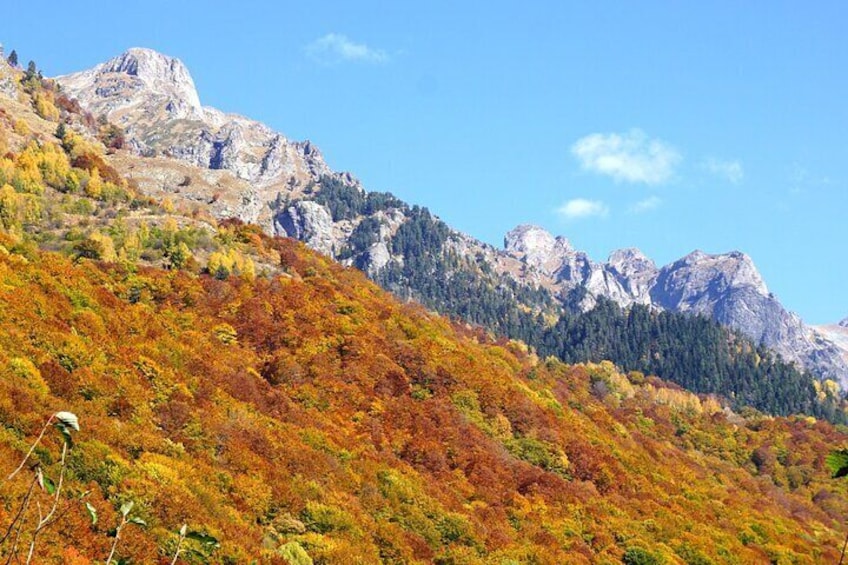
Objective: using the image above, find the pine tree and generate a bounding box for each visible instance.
[24,60,37,82]
[7,49,17,67]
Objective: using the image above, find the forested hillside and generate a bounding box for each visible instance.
[330,178,842,420]
[1,229,848,563]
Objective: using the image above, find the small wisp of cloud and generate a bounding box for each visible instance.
[630,196,662,214]
[702,158,744,184]
[306,33,388,64]
[571,129,680,185]
[557,198,609,220]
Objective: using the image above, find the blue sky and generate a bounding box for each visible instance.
[3,1,847,323]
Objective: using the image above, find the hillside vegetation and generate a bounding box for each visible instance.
[0,226,847,563]
[311,179,845,422]
[1,50,848,564]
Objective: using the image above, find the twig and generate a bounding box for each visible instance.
[24,442,67,565]
[6,415,54,481]
[104,515,128,565]
[170,526,187,565]
[0,474,37,547]
[3,487,32,565]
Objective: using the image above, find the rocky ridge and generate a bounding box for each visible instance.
[503,225,848,382]
[54,48,848,385]
[57,48,357,231]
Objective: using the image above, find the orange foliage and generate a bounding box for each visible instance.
[0,232,846,563]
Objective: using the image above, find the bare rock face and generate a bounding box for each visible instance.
[652,252,848,381]
[606,248,658,303]
[57,48,202,121]
[505,225,563,270]
[503,225,656,309]
[0,47,19,99]
[56,48,353,230]
[363,209,407,274]
[651,250,769,308]
[840,317,848,328]
[274,201,336,257]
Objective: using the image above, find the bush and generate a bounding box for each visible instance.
[623,547,664,565]
[277,542,313,565]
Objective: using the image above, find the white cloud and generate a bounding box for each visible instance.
[556,198,609,220]
[571,129,680,185]
[703,158,744,184]
[630,196,662,213]
[306,33,388,64]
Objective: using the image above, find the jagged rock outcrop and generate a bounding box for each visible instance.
[841,317,848,328]
[56,48,354,232]
[607,248,657,302]
[273,200,336,257]
[503,225,656,309]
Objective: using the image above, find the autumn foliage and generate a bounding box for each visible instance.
[0,231,844,563]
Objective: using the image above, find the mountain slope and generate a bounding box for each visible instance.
[55,48,848,386]
[1,227,848,564]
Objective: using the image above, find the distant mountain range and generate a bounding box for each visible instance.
[57,47,848,385]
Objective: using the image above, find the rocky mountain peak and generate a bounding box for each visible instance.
[504,225,573,273]
[840,317,848,328]
[104,48,200,110]
[607,248,655,277]
[674,249,768,296]
[57,47,202,120]
[55,47,356,232]
[504,225,555,255]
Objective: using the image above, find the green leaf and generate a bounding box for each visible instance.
[186,531,219,547]
[128,516,147,527]
[826,449,848,478]
[43,475,56,495]
[85,502,98,526]
[120,500,134,517]
[54,411,79,431]
[34,468,55,494]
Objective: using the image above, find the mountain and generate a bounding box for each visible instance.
[55,48,848,387]
[3,44,848,563]
[816,318,848,372]
[502,226,848,384]
[56,47,358,229]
